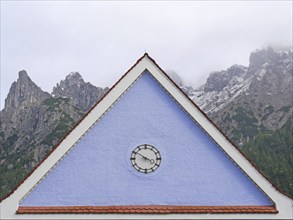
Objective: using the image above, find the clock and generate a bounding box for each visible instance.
[130,144,161,174]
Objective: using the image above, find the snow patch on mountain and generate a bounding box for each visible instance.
[180,65,251,115]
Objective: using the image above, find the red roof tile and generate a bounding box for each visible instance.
[17,205,278,214]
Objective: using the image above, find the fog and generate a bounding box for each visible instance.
[1,1,292,109]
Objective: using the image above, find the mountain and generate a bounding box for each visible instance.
[187,48,292,122]
[213,47,293,195]
[0,46,292,199]
[1,71,51,139]
[187,64,249,114]
[0,72,108,198]
[183,47,293,195]
[52,72,108,112]
[189,47,292,144]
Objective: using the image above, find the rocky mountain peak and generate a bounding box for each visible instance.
[3,70,51,113]
[52,73,108,112]
[53,72,85,91]
[227,64,247,76]
[18,70,30,79]
[203,64,248,93]
[64,72,84,85]
[248,47,292,114]
[250,47,277,65]
[248,47,292,74]
[186,46,292,126]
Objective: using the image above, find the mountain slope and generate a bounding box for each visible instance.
[242,116,293,195]
[0,72,107,198]
[212,47,292,144]
[188,65,250,114]
[186,47,293,196]
[0,71,51,142]
[52,72,108,112]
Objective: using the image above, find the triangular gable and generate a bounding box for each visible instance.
[18,71,273,207]
[1,54,292,219]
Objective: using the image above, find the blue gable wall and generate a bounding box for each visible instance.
[20,71,272,206]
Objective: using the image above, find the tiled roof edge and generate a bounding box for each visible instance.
[17,205,278,214]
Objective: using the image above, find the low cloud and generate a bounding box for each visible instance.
[1,1,292,108]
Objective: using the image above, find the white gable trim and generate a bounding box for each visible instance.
[1,54,292,219]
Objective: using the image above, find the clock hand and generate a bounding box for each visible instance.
[136,152,155,164]
[136,152,150,160]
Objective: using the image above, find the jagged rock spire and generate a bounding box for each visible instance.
[3,70,51,111]
[52,72,108,112]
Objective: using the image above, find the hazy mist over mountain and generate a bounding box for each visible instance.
[1,1,292,109]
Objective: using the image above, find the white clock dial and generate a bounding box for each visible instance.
[130,144,161,174]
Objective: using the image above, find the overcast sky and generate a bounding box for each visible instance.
[1,1,292,109]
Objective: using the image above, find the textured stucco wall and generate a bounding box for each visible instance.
[20,71,272,206]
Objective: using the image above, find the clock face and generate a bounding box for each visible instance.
[130,144,161,174]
